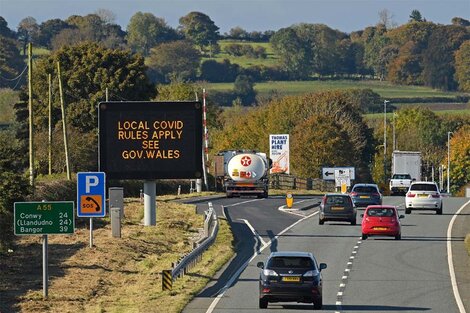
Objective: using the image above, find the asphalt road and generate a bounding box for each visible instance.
[184,196,469,313]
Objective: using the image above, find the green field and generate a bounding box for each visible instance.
[203,40,279,68]
[204,80,468,99]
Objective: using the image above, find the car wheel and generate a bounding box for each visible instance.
[259,298,268,309]
[395,234,401,240]
[436,206,442,215]
[405,208,411,214]
[350,219,356,225]
[313,297,322,310]
[362,234,368,240]
[319,219,324,225]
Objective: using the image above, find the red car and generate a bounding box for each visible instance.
[361,205,404,240]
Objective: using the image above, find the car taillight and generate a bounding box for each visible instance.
[406,193,416,198]
[431,194,440,198]
[262,288,270,293]
[350,192,358,196]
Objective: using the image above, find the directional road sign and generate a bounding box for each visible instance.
[322,167,355,181]
[14,201,75,235]
[77,172,106,217]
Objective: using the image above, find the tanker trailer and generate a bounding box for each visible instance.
[224,151,270,198]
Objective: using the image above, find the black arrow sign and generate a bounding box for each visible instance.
[325,171,334,176]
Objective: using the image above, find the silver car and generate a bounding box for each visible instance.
[405,182,442,215]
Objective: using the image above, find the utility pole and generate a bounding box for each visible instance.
[57,62,71,180]
[392,112,396,151]
[447,131,452,193]
[48,74,52,176]
[383,100,389,186]
[28,43,34,188]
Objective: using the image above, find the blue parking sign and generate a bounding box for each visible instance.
[77,172,106,217]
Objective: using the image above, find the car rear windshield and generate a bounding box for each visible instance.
[366,208,395,217]
[392,174,411,179]
[410,184,438,191]
[326,196,351,205]
[353,186,378,193]
[268,257,314,269]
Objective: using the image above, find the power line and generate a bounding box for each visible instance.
[0,65,28,81]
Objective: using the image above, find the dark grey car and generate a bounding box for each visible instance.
[257,251,327,309]
[319,194,357,225]
[350,183,383,207]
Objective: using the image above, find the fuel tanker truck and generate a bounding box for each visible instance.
[215,150,271,198]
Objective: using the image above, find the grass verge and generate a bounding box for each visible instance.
[1,198,234,313]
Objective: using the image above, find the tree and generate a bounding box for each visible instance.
[291,115,351,178]
[200,59,240,82]
[147,40,201,83]
[270,27,311,79]
[0,17,15,38]
[378,9,396,29]
[179,11,219,51]
[447,125,470,195]
[409,10,423,22]
[31,42,153,133]
[127,12,179,56]
[155,81,198,101]
[0,36,25,88]
[451,17,470,27]
[422,25,469,90]
[37,19,71,48]
[0,130,31,251]
[233,74,256,105]
[94,8,116,24]
[228,26,249,40]
[454,40,470,92]
[17,16,39,54]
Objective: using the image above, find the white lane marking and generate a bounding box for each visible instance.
[225,198,263,207]
[205,210,320,313]
[342,275,348,280]
[337,292,343,296]
[354,245,359,249]
[238,219,267,247]
[447,199,470,313]
[349,256,355,259]
[352,251,357,254]
[336,301,342,305]
[340,283,346,288]
[344,268,350,272]
[278,199,315,217]
[222,205,227,219]
[357,241,362,244]
[347,262,352,266]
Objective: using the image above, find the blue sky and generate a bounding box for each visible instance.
[1,0,469,33]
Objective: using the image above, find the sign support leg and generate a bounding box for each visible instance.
[144,180,156,226]
[90,217,93,248]
[42,234,48,299]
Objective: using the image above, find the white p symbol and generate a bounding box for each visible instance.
[85,175,99,193]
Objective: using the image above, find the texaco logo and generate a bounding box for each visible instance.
[240,156,251,166]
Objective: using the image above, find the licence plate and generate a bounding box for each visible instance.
[360,196,369,199]
[282,276,300,282]
[419,194,429,198]
[331,206,344,210]
[373,227,387,230]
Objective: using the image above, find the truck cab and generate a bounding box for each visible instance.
[389,173,413,196]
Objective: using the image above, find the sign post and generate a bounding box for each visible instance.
[77,172,106,247]
[14,201,75,299]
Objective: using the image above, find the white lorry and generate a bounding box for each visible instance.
[215,150,270,198]
[389,151,422,195]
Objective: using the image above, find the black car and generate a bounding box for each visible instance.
[350,183,383,207]
[257,251,327,309]
[319,193,357,225]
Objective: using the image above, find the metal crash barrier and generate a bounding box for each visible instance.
[162,202,218,291]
